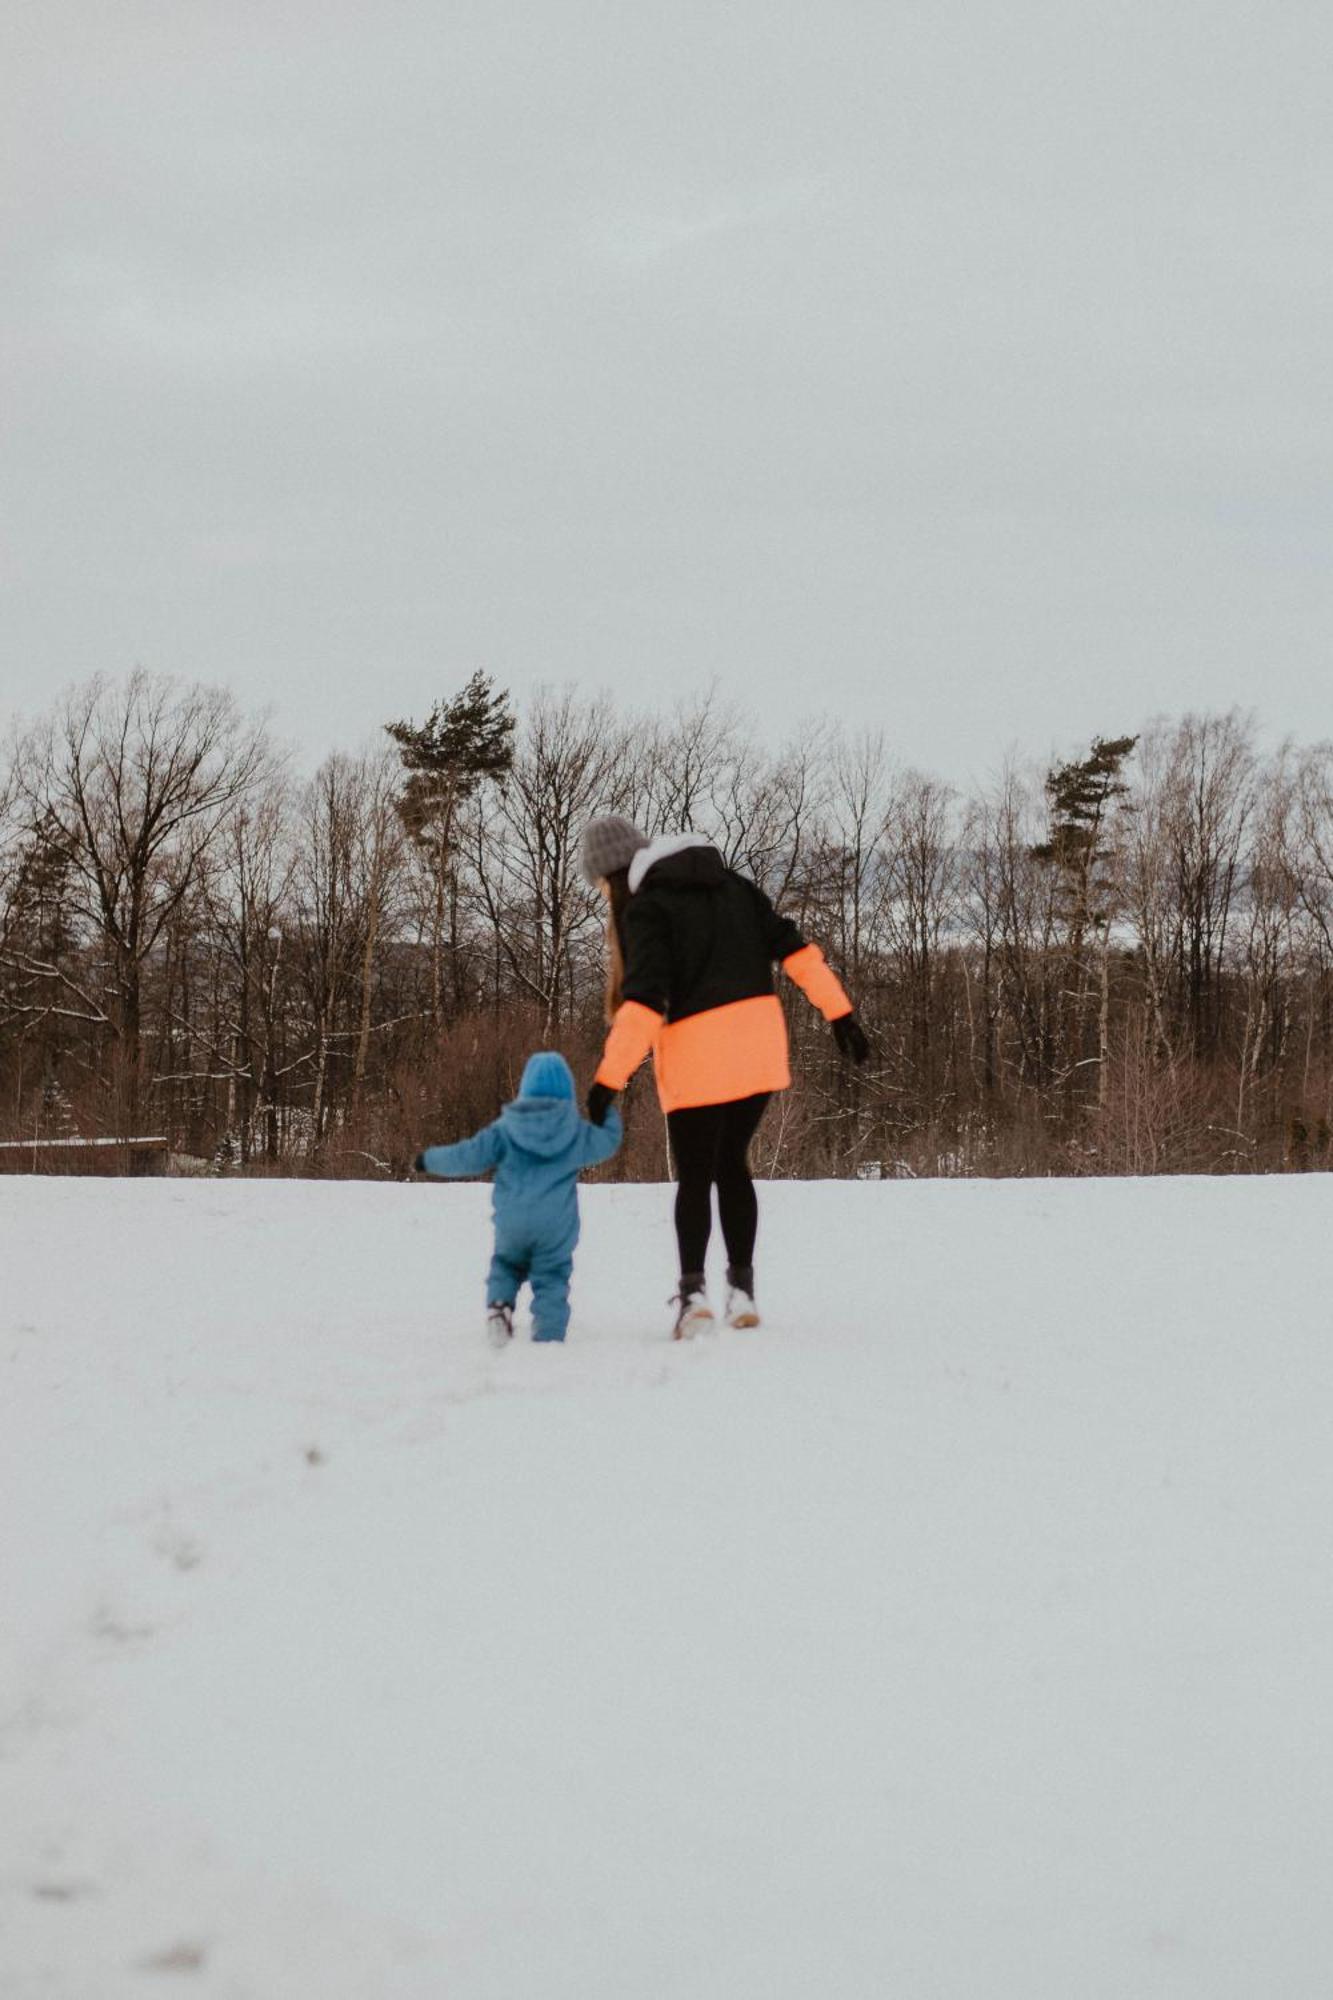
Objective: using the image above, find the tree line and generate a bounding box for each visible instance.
[3,669,1333,1179]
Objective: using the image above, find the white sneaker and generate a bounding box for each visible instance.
[670,1286,714,1341]
[725,1287,760,1329]
[486,1303,514,1348]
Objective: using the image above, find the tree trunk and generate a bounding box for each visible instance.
[353,876,383,1106]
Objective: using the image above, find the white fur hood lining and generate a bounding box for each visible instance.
[627,832,715,894]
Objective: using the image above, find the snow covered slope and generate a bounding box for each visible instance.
[3,1174,1333,1998]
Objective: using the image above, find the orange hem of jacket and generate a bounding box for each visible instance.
[621,993,794,1113]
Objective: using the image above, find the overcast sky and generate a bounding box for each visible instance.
[2,0,1329,782]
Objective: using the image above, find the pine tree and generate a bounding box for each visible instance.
[1,813,81,1120]
[1033,735,1138,1111]
[384,671,515,1021]
[9,811,78,964]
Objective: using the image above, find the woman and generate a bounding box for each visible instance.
[580,815,869,1338]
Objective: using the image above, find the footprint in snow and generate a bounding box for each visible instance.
[89,1604,157,1648]
[140,1940,208,1973]
[151,1526,205,1573]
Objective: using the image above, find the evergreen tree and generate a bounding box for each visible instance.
[8,811,78,964]
[384,671,515,1020]
[1,812,81,1110]
[1033,735,1138,1108]
[1034,737,1138,923]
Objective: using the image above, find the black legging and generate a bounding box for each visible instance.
[666,1093,770,1279]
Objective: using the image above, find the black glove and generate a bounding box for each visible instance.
[586,1082,617,1126]
[832,1013,870,1065]
[413,1152,428,1174]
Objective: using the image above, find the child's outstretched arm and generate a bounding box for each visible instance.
[578,1103,622,1168]
[415,1122,504,1178]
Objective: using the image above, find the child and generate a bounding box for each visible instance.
[413,1051,621,1345]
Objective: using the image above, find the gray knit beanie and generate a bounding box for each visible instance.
[581,814,649,886]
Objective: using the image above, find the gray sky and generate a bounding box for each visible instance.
[3,0,1330,783]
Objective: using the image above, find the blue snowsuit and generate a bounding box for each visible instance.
[417,1052,622,1342]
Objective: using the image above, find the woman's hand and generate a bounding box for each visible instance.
[586,1082,618,1126]
[832,1014,870,1064]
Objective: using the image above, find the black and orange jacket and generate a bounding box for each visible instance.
[594,836,853,1112]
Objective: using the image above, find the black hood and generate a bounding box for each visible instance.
[619,841,811,1025]
[637,842,726,891]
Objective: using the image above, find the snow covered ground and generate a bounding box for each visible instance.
[4,1173,1333,1998]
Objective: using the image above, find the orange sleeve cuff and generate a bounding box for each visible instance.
[595,1000,663,1089]
[781,943,852,1023]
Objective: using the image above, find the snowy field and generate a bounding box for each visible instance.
[4,1173,1333,1999]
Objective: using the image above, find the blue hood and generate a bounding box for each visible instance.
[499,1095,583,1158]
[519,1050,575,1100]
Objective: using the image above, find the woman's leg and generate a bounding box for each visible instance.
[714,1093,770,1276]
[666,1103,723,1278]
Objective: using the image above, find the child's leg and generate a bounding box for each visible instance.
[487,1242,526,1309]
[529,1252,573,1343]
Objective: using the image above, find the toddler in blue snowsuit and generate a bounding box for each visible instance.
[414,1051,621,1342]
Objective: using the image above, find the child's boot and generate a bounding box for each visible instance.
[486,1302,514,1348]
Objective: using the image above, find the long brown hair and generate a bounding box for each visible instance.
[602,866,632,1023]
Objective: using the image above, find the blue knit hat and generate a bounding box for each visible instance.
[519,1051,575,1100]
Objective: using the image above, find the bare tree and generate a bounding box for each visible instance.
[1123,724,1182,1068]
[295,753,374,1157]
[823,727,891,992]
[630,686,744,837]
[492,692,629,1034]
[1234,756,1298,1134]
[1162,710,1258,1058]
[351,748,408,1107]
[195,775,299,1160]
[12,673,271,1129]
[959,784,1006,1103]
[986,764,1061,1093]
[881,771,960,1119]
